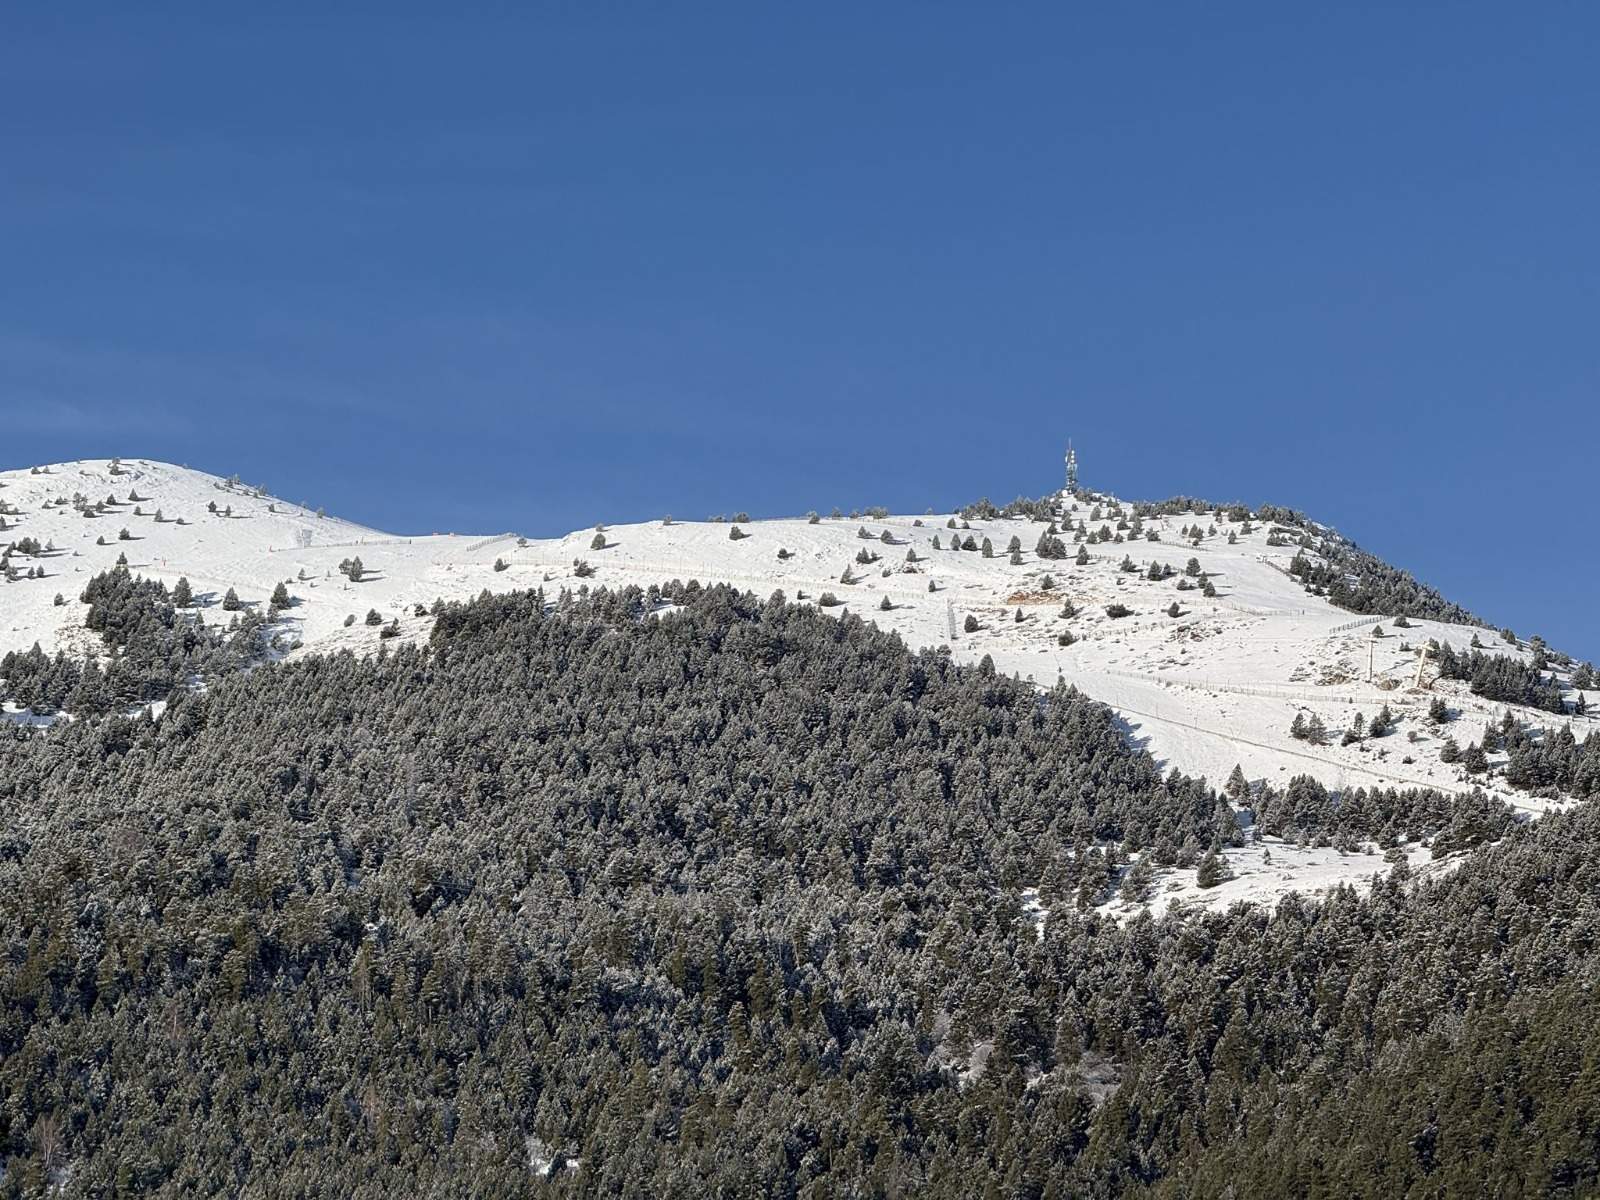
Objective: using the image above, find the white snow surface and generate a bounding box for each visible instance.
[4,459,1591,910]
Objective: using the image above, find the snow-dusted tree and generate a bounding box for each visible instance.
[1370,704,1395,737]
[1196,849,1230,889]
[1225,765,1249,801]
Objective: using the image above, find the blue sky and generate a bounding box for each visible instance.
[4,5,1596,658]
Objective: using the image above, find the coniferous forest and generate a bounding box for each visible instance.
[3,582,1599,1196]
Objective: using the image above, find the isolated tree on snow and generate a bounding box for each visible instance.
[172,577,193,607]
[1225,764,1249,802]
[963,614,979,633]
[270,582,291,611]
[1167,601,1182,618]
[1370,704,1395,737]
[1196,849,1230,889]
[222,587,242,612]
[590,532,607,551]
[1076,545,1090,566]
[729,525,747,540]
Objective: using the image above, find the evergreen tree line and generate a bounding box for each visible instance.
[1288,542,1482,626]
[0,567,265,715]
[1249,773,1514,853]
[1434,643,1569,714]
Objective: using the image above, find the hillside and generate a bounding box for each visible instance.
[4,457,1595,913]
[5,459,1600,1196]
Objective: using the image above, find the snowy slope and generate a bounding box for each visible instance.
[5,458,1593,908]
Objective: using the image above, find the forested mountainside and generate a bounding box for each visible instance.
[3,584,1594,1197]
[8,461,1597,844]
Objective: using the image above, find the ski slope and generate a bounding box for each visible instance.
[5,458,1593,909]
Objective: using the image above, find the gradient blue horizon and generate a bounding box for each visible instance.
[3,5,1596,658]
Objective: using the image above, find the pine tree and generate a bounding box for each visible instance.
[1370,704,1394,737]
[1196,849,1230,889]
[221,587,242,611]
[171,577,193,607]
[270,582,291,611]
[1225,765,1249,802]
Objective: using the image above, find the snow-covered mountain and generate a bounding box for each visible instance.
[5,457,1594,910]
